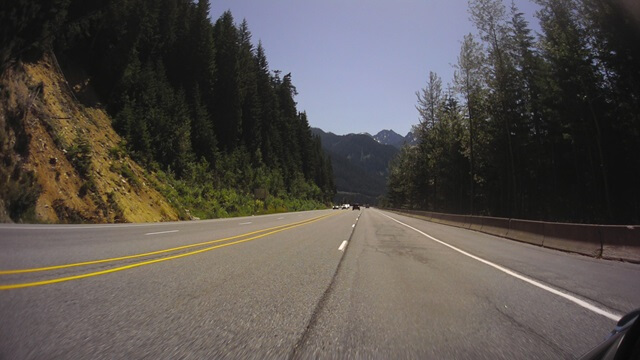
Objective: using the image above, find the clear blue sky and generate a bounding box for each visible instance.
[210,0,540,136]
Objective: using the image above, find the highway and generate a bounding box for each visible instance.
[1,209,639,359]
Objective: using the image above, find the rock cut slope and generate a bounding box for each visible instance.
[0,54,178,223]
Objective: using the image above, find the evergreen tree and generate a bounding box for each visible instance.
[536,0,612,221]
[5,0,336,213]
[454,34,487,214]
[1,0,71,68]
[237,19,262,158]
[190,85,218,165]
[507,3,549,219]
[387,0,639,223]
[255,42,280,168]
[212,10,242,151]
[578,0,640,221]
[470,0,522,216]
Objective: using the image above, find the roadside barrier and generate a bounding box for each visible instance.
[600,225,640,262]
[386,208,639,263]
[542,222,602,257]
[438,213,471,229]
[506,219,545,246]
[468,216,483,232]
[479,216,510,238]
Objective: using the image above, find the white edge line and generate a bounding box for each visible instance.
[338,240,348,251]
[239,222,252,225]
[144,230,179,236]
[377,211,622,322]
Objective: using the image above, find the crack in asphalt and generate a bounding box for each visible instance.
[287,214,361,359]
[493,304,572,358]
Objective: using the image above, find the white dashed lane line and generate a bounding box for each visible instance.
[338,240,348,251]
[144,230,179,236]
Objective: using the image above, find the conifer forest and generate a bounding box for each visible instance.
[385,0,640,224]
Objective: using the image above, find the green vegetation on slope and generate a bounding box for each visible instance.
[152,160,326,220]
[1,0,335,221]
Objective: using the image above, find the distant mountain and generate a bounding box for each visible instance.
[372,129,418,148]
[311,128,399,205]
[404,130,418,146]
[373,129,404,148]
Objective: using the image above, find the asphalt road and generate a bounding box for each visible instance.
[1,209,639,359]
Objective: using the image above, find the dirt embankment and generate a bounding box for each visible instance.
[0,54,178,223]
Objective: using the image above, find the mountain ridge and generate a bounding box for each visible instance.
[311,127,399,204]
[373,129,417,148]
[319,128,418,149]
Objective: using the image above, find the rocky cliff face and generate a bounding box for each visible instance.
[0,54,178,223]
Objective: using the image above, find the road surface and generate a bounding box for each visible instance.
[1,209,639,359]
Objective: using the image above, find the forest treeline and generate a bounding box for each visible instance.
[2,0,335,216]
[385,0,640,224]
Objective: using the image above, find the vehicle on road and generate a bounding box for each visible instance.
[352,204,360,210]
[342,204,350,209]
[332,205,340,209]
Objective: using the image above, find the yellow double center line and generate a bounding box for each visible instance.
[0,212,337,290]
